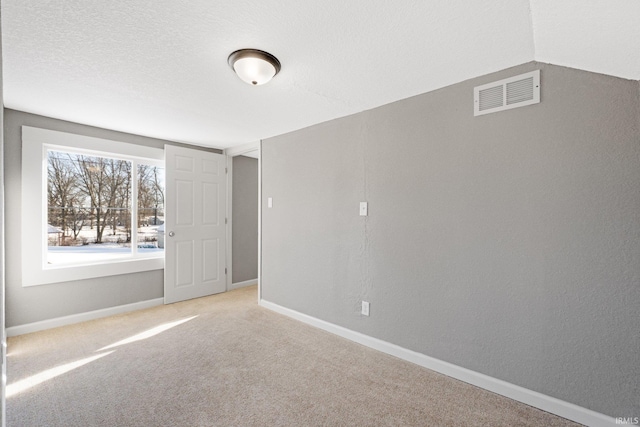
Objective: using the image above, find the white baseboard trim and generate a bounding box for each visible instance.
[259,299,615,427]
[230,279,258,290]
[6,298,164,337]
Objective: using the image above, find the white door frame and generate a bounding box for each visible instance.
[223,141,261,300]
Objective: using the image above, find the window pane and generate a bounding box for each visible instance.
[47,151,133,265]
[137,164,165,254]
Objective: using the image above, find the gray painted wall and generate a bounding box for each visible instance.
[261,62,640,417]
[0,12,6,425]
[232,155,258,284]
[3,109,220,327]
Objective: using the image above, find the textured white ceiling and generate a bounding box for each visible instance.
[531,0,640,80]
[1,1,637,149]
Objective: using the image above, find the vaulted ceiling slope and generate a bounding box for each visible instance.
[2,0,638,149]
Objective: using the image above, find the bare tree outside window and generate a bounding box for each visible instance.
[47,150,164,265]
[137,163,165,252]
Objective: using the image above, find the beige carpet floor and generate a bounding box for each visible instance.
[7,285,581,427]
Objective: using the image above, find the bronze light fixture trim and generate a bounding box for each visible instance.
[228,49,281,86]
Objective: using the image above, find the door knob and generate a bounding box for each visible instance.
[168,231,175,237]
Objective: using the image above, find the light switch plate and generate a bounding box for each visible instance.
[359,202,368,216]
[268,197,273,208]
[361,301,370,316]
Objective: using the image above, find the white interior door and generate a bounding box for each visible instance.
[164,145,227,304]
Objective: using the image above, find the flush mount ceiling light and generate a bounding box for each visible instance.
[228,49,281,86]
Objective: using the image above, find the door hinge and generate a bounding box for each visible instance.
[225,267,227,275]
[225,218,228,224]
[225,167,228,174]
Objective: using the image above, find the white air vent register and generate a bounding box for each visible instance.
[474,70,540,116]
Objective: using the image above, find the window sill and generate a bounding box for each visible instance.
[23,256,164,287]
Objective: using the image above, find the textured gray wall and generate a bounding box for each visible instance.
[232,155,258,284]
[3,109,220,327]
[1,13,6,424]
[261,62,640,417]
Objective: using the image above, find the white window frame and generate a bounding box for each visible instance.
[22,126,165,286]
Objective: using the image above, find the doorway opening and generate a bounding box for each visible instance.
[225,144,260,298]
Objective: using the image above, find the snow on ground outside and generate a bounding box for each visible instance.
[48,224,163,265]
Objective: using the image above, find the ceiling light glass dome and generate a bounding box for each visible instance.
[228,49,281,86]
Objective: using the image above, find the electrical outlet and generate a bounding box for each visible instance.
[361,301,370,316]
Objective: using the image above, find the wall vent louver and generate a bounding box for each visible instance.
[474,70,540,116]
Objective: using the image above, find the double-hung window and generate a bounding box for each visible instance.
[22,126,165,286]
